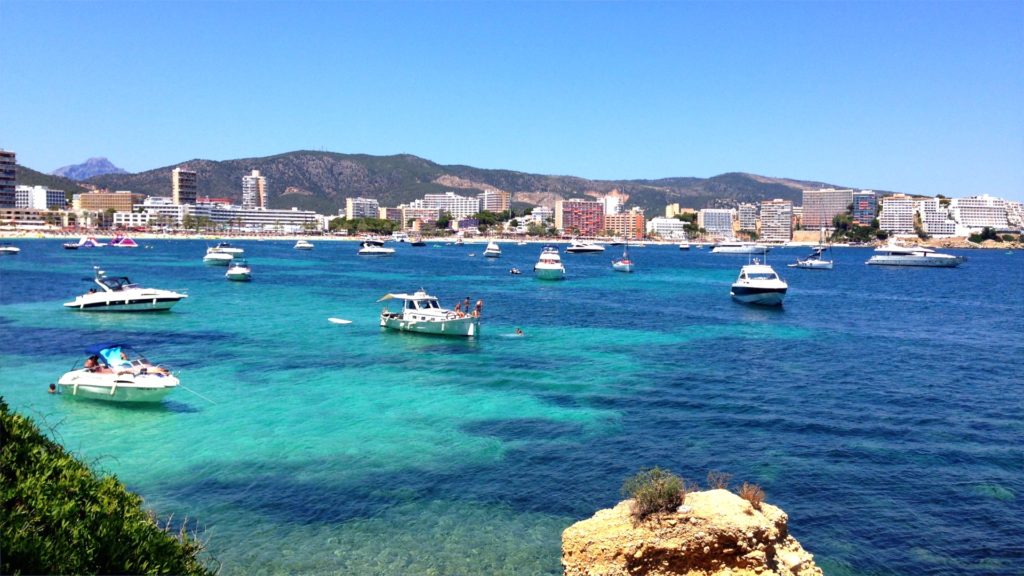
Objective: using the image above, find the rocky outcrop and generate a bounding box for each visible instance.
[562,489,821,576]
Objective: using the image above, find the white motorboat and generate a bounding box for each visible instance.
[0,243,20,255]
[294,239,314,250]
[483,241,501,258]
[534,247,566,280]
[866,242,965,267]
[516,240,528,246]
[203,251,234,266]
[789,246,834,269]
[565,239,605,253]
[57,343,179,403]
[678,242,691,250]
[378,290,480,337]
[109,234,138,248]
[712,241,770,254]
[358,242,395,256]
[64,267,188,312]
[391,232,409,243]
[225,259,252,281]
[730,261,788,306]
[207,242,245,255]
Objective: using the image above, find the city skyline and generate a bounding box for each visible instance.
[2,1,1022,201]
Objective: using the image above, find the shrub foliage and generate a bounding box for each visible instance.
[738,481,766,510]
[0,398,214,575]
[621,467,686,521]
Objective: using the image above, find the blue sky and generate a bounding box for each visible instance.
[2,1,1022,200]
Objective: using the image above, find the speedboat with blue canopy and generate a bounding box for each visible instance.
[57,343,179,403]
[378,290,480,337]
[64,267,187,312]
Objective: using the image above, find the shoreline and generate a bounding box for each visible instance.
[0,231,1019,250]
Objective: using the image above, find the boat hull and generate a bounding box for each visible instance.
[713,246,770,254]
[57,371,178,403]
[730,286,787,306]
[789,260,833,269]
[203,255,233,266]
[226,272,252,281]
[866,256,962,267]
[64,296,184,312]
[534,266,565,280]
[380,314,479,337]
[612,261,634,273]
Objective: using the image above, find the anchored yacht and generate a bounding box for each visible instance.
[730,261,788,306]
[866,242,964,267]
[64,267,187,312]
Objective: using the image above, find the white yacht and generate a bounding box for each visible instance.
[565,239,605,253]
[534,247,566,280]
[207,242,245,255]
[712,241,771,254]
[483,241,501,258]
[866,242,965,267]
[378,290,480,337]
[57,343,179,403]
[730,261,788,306]
[203,251,234,266]
[391,232,410,243]
[678,242,691,250]
[225,259,252,281]
[0,243,20,255]
[294,239,314,250]
[358,242,395,256]
[611,245,634,273]
[64,267,187,312]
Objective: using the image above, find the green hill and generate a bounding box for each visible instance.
[14,165,89,199]
[79,150,848,214]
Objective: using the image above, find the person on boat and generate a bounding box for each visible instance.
[454,301,463,316]
[473,299,483,317]
[463,297,471,312]
[84,355,101,372]
[515,327,523,336]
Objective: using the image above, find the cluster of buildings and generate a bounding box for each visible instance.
[1,148,1021,239]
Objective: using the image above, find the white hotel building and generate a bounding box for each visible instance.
[949,194,1010,231]
[15,185,66,209]
[647,216,688,239]
[697,209,734,238]
[879,194,916,235]
[422,192,480,219]
[915,198,957,237]
[759,199,793,242]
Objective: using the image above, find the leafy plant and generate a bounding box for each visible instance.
[738,482,765,510]
[0,398,214,576]
[621,467,686,521]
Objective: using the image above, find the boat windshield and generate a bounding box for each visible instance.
[405,299,440,310]
[746,272,778,280]
[100,276,134,291]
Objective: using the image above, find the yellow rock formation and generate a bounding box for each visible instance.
[562,489,821,576]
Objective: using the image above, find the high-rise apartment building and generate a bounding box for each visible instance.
[0,149,16,208]
[345,197,380,220]
[759,199,793,242]
[697,209,734,238]
[171,167,197,205]
[604,209,645,239]
[242,169,267,209]
[477,190,510,214]
[851,191,877,226]
[555,199,605,236]
[878,194,915,235]
[802,188,853,229]
[737,203,758,232]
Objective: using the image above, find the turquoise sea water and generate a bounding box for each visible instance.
[1,239,1021,575]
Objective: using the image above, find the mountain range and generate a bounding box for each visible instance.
[19,150,866,214]
[52,157,127,180]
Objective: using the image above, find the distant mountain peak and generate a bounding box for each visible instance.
[52,157,128,180]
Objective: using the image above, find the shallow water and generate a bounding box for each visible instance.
[1,239,1022,575]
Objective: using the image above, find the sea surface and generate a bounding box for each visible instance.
[1,239,1021,575]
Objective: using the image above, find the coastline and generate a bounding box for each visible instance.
[1,230,1019,249]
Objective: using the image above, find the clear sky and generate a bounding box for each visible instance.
[2,1,1022,200]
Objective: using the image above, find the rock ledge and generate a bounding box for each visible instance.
[562,489,821,576]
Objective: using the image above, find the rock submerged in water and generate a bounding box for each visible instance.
[562,489,821,576]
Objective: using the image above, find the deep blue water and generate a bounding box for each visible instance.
[1,239,1022,575]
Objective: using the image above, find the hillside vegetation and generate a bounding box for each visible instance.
[82,150,847,214]
[0,398,214,576]
[14,165,89,196]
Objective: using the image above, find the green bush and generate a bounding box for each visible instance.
[621,467,686,521]
[0,398,214,576]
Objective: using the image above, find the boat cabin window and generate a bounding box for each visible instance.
[100,276,133,291]
[746,272,777,280]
